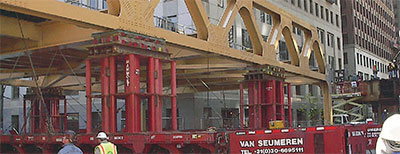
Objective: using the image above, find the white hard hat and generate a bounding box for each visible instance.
[380,114,400,151]
[96,132,108,139]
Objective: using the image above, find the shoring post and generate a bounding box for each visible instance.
[272,80,276,121]
[248,81,255,128]
[128,54,141,132]
[125,56,133,133]
[171,61,177,131]
[287,83,292,128]
[109,56,117,133]
[155,59,163,131]
[240,83,244,128]
[279,81,285,121]
[85,59,92,133]
[148,57,155,131]
[101,57,110,133]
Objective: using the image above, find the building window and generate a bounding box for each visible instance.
[315,3,319,17]
[357,53,359,65]
[330,11,333,24]
[298,0,302,8]
[309,0,313,14]
[260,12,265,23]
[338,58,342,70]
[344,53,348,64]
[266,14,272,25]
[335,14,340,27]
[320,6,324,20]
[304,0,308,12]
[337,37,341,50]
[325,9,329,22]
[242,29,252,49]
[291,0,295,5]
[327,32,334,47]
[318,28,325,44]
[11,86,19,99]
[11,115,19,131]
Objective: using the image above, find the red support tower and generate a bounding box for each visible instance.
[244,65,288,129]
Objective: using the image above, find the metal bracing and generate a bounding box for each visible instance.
[333,97,365,122]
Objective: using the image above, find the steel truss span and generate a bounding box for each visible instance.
[0,0,333,153]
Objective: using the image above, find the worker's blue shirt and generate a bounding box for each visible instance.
[58,143,83,154]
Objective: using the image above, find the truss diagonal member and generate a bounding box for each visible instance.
[184,0,209,40]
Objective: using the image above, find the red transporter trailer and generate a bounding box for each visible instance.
[228,124,381,154]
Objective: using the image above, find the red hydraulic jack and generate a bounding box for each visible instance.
[241,65,292,129]
[86,30,177,134]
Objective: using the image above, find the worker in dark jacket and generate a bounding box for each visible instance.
[58,130,83,154]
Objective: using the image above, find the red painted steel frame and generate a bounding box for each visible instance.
[109,56,117,133]
[101,57,110,133]
[128,54,141,132]
[171,61,177,131]
[287,83,292,127]
[85,59,92,133]
[155,59,163,132]
[148,57,156,132]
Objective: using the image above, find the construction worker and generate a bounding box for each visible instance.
[376,114,400,154]
[94,131,117,154]
[58,130,83,154]
[389,63,394,78]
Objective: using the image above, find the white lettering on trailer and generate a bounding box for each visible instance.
[240,141,255,147]
[257,138,304,147]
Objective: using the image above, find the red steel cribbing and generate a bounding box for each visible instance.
[109,56,117,133]
[85,59,92,133]
[101,57,110,133]
[240,83,244,129]
[171,61,177,131]
[148,57,156,132]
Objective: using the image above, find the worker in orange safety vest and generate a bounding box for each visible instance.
[94,131,117,154]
